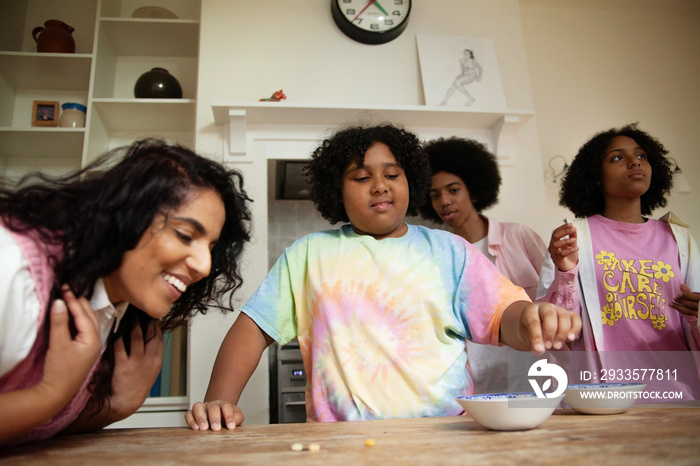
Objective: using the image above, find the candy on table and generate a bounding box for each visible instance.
[290,442,321,452]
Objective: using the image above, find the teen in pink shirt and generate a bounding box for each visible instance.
[538,123,700,399]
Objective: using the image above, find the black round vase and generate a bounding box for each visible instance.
[134,68,183,98]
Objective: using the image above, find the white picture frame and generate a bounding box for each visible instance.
[417,35,507,110]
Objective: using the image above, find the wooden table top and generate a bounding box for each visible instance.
[2,405,699,465]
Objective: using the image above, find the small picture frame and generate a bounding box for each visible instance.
[31,100,60,126]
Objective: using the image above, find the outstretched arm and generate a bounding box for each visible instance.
[185,312,273,431]
[499,300,581,352]
[0,288,101,445]
[63,319,164,433]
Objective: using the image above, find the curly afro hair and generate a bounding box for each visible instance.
[418,137,501,224]
[560,123,673,218]
[305,124,431,224]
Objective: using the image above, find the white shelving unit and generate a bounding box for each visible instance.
[0,0,200,177]
[0,0,201,428]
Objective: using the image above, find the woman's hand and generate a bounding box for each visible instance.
[107,320,164,423]
[38,287,102,405]
[548,221,579,272]
[0,287,102,445]
[670,284,699,318]
[64,319,164,433]
[186,400,244,432]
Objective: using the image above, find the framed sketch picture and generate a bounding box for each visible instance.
[417,35,507,110]
[32,100,60,126]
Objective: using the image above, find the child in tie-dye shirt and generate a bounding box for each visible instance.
[187,124,580,431]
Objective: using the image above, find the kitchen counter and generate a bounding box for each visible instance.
[2,405,698,465]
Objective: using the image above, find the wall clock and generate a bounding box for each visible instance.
[331,0,412,45]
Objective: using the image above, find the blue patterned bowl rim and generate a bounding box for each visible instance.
[457,392,565,401]
[566,383,646,390]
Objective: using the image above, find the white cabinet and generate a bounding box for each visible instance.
[0,0,201,427]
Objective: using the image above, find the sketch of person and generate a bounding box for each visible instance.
[440,49,483,106]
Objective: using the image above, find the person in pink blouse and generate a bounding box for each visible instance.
[419,136,547,394]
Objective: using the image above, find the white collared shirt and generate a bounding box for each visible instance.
[0,226,128,377]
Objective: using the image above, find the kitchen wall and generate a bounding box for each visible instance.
[520,0,700,234]
[190,0,699,425]
[267,200,444,268]
[267,200,325,269]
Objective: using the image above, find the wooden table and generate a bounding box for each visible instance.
[2,405,698,465]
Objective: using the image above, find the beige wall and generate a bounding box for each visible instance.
[520,0,700,234]
[190,0,700,424]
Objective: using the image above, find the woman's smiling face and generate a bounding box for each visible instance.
[341,142,409,240]
[103,187,225,318]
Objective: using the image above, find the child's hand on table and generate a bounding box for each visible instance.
[186,400,245,431]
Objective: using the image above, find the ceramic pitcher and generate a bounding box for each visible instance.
[32,20,76,53]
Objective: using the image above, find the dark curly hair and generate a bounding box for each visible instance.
[0,138,252,414]
[304,124,431,224]
[560,123,673,217]
[418,137,501,223]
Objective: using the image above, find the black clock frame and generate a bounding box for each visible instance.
[331,0,411,45]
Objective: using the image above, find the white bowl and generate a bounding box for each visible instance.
[456,392,564,431]
[564,383,647,414]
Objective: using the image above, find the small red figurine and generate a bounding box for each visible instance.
[259,89,286,102]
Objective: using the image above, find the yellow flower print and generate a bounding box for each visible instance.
[652,319,667,330]
[651,314,667,330]
[596,250,616,267]
[651,261,675,283]
[601,309,615,327]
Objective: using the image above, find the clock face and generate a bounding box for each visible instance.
[332,0,412,45]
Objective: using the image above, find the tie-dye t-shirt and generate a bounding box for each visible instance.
[242,224,529,422]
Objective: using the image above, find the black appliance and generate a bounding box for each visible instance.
[268,340,307,423]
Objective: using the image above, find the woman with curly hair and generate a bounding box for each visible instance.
[537,123,700,398]
[186,124,579,430]
[419,137,546,394]
[0,139,252,446]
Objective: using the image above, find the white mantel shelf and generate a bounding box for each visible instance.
[211,102,534,163]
